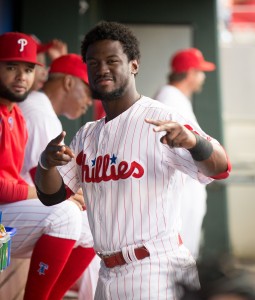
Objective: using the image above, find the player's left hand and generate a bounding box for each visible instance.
[145,119,196,149]
[69,188,86,211]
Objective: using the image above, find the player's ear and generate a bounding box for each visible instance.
[63,75,74,92]
[130,59,139,76]
[187,68,196,78]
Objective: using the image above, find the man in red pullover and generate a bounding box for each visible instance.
[0,32,95,300]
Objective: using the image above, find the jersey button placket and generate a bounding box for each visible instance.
[98,185,104,223]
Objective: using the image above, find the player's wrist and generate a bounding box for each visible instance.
[188,133,213,161]
[39,152,50,170]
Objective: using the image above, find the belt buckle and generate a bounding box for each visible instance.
[97,251,112,259]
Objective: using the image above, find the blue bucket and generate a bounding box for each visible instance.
[5,227,17,269]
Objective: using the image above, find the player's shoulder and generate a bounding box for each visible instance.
[75,118,105,137]
[138,95,196,125]
[138,95,176,112]
[20,90,45,106]
[19,91,55,118]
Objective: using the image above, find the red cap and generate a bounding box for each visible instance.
[29,34,53,54]
[0,32,43,65]
[49,54,89,84]
[37,42,53,54]
[171,48,216,73]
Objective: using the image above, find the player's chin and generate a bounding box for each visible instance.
[11,92,29,103]
[37,81,45,90]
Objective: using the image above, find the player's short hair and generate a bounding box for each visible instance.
[168,72,187,84]
[81,21,140,63]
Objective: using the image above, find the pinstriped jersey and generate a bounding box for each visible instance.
[58,96,216,253]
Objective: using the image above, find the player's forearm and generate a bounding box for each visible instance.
[35,165,67,206]
[189,139,230,178]
[35,164,63,194]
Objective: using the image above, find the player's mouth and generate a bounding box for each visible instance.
[95,76,113,86]
[12,85,26,93]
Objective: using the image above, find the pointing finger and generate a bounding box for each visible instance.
[145,118,171,132]
[63,145,75,158]
[52,131,66,145]
[145,119,169,126]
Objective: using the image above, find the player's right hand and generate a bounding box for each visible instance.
[41,131,75,169]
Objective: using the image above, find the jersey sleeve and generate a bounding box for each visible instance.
[161,111,227,184]
[21,111,62,184]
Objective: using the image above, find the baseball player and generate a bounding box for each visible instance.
[19,53,100,300]
[154,48,216,259]
[29,35,68,91]
[0,33,95,300]
[35,21,231,300]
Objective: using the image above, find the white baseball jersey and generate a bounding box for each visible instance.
[19,91,62,185]
[58,96,217,299]
[0,91,99,300]
[0,91,94,254]
[155,85,207,259]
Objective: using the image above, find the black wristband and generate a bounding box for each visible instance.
[35,180,67,206]
[188,133,213,161]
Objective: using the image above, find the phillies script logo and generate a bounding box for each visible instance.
[76,152,144,183]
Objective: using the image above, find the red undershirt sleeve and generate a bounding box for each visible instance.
[184,124,231,180]
[0,178,28,203]
[210,153,232,180]
[29,166,37,184]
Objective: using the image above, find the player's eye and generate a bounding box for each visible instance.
[108,59,118,64]
[26,68,34,73]
[6,66,16,71]
[87,60,97,67]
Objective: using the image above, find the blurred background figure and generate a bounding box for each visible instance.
[19,53,93,183]
[179,256,255,300]
[18,53,100,300]
[154,48,216,259]
[31,34,105,122]
[0,32,95,300]
[25,34,101,299]
[30,35,68,91]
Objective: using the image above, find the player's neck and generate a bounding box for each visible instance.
[103,92,141,122]
[171,82,192,99]
[0,98,16,112]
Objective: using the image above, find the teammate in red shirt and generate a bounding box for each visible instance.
[0,32,39,201]
[0,33,96,300]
